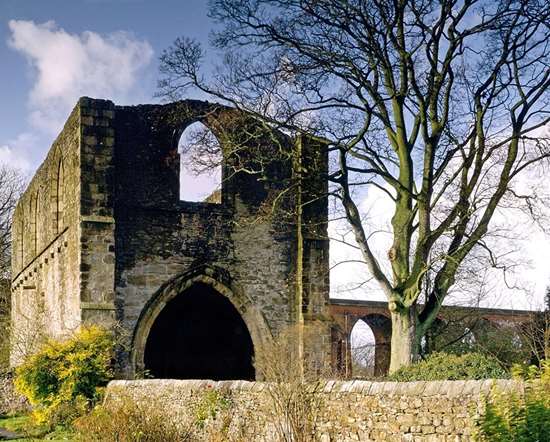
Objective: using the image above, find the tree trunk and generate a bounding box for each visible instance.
[388,306,420,373]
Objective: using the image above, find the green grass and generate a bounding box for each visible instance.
[0,414,75,441]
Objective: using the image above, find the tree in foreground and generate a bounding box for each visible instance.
[159,0,550,371]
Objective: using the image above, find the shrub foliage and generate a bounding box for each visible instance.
[474,361,550,441]
[14,325,114,426]
[74,394,192,442]
[74,388,238,442]
[389,352,508,381]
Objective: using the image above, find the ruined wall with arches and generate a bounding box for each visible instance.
[11,105,83,363]
[11,97,331,378]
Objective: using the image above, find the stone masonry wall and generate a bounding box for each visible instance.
[10,102,83,364]
[105,379,521,441]
[110,101,331,374]
[11,97,331,376]
[11,98,118,365]
[79,98,117,327]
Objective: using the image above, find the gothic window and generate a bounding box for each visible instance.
[178,122,222,203]
[29,192,39,255]
[56,158,65,232]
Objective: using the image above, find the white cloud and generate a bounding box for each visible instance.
[0,145,31,171]
[8,20,153,136]
[0,132,41,172]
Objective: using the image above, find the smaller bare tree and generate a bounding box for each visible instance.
[0,165,26,372]
[520,289,550,365]
[254,323,331,442]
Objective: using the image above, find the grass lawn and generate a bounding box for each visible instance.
[0,414,75,441]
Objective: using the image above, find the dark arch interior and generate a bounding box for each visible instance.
[144,282,255,380]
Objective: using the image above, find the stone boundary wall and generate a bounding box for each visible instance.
[0,373,29,416]
[105,378,523,441]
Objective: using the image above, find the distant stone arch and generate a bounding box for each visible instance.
[354,314,391,376]
[349,319,376,376]
[331,312,392,377]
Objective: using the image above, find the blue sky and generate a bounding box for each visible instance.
[0,0,214,169]
[1,1,548,310]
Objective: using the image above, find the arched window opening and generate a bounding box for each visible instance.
[178,122,222,203]
[34,192,40,253]
[56,158,65,233]
[29,193,38,256]
[19,217,24,269]
[144,282,254,380]
[350,319,376,378]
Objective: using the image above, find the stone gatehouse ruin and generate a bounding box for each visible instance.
[10,97,330,379]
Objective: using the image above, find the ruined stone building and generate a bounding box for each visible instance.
[11,97,330,379]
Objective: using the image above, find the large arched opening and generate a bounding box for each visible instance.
[143,282,255,380]
[131,267,272,380]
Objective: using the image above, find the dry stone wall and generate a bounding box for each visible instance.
[105,378,522,441]
[0,373,28,415]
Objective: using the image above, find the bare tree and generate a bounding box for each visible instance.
[519,287,550,365]
[0,165,26,371]
[254,323,329,442]
[158,0,550,371]
[0,166,25,278]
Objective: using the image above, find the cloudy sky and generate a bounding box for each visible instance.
[0,0,211,169]
[1,0,548,312]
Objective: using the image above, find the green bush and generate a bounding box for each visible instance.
[14,325,114,427]
[193,388,233,430]
[388,352,508,381]
[424,317,532,368]
[474,361,550,441]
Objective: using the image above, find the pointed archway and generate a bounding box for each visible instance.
[143,282,254,380]
[131,265,272,380]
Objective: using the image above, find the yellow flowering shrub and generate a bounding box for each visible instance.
[14,325,114,427]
